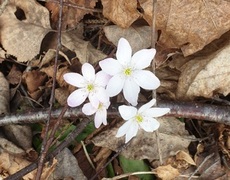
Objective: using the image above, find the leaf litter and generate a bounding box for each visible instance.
[0,0,230,179]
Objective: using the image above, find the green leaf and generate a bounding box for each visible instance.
[75,121,95,142]
[119,155,154,180]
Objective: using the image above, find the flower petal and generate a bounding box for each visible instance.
[63,73,86,88]
[139,118,160,132]
[138,99,156,113]
[82,63,95,82]
[88,92,100,108]
[133,70,160,90]
[95,87,110,104]
[131,49,156,69]
[95,71,111,87]
[143,108,170,117]
[125,121,138,143]
[82,103,97,115]
[116,38,132,66]
[106,74,125,97]
[94,109,107,128]
[123,78,140,106]
[99,58,122,75]
[67,89,88,107]
[116,120,132,138]
[118,105,137,120]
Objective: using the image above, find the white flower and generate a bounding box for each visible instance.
[63,63,110,107]
[116,99,170,143]
[82,101,110,128]
[99,38,160,106]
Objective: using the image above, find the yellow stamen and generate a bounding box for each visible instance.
[87,84,94,91]
[135,115,143,122]
[124,68,132,76]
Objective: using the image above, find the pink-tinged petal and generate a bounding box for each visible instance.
[139,118,160,132]
[96,88,110,104]
[94,108,107,128]
[82,63,95,82]
[88,92,100,108]
[67,89,88,107]
[138,99,156,113]
[82,103,97,115]
[116,38,132,66]
[131,49,156,69]
[118,105,137,120]
[133,70,160,90]
[116,120,134,137]
[63,73,86,88]
[95,71,111,87]
[99,58,122,75]
[125,121,139,143]
[143,108,170,117]
[123,79,140,106]
[106,74,125,97]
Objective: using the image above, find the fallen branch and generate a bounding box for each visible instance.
[0,100,229,126]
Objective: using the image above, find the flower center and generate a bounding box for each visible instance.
[87,84,94,92]
[124,68,132,76]
[98,103,103,110]
[135,114,143,123]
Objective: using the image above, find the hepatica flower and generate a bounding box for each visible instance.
[116,99,170,143]
[82,101,110,128]
[99,38,160,106]
[63,63,110,108]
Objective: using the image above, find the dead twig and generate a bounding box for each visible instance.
[0,100,230,126]
[35,0,64,179]
[4,117,91,180]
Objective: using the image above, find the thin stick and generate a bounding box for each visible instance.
[35,0,64,179]
[0,100,230,126]
[5,118,91,180]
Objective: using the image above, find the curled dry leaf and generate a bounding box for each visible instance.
[154,164,180,180]
[46,0,97,29]
[92,117,194,160]
[177,43,230,100]
[176,150,196,166]
[0,0,51,62]
[104,25,151,53]
[101,0,140,28]
[139,0,230,56]
[0,72,10,115]
[61,31,107,64]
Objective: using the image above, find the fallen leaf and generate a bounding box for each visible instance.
[50,148,87,180]
[154,164,180,180]
[0,137,25,155]
[6,64,22,85]
[101,0,140,28]
[61,31,107,64]
[92,117,194,160]
[0,0,51,62]
[46,0,97,29]
[104,25,151,53]
[139,0,230,56]
[176,150,196,166]
[177,42,230,100]
[0,72,9,115]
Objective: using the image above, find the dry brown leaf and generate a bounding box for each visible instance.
[176,150,196,166]
[104,25,151,53]
[92,117,194,160]
[6,64,22,85]
[0,72,9,115]
[55,88,69,106]
[62,31,106,64]
[139,0,230,56]
[3,125,32,151]
[101,0,140,28]
[0,0,51,62]
[177,43,230,100]
[154,164,180,180]
[50,148,87,180]
[46,0,97,29]
[0,137,25,155]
